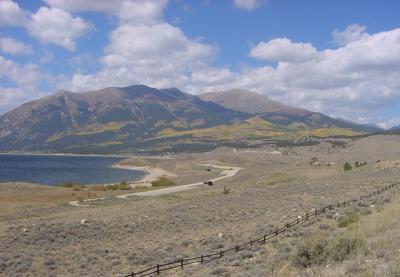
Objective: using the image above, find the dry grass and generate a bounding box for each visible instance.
[271,197,400,277]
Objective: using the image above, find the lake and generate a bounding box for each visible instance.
[0,154,146,186]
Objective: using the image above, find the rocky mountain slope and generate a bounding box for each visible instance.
[0,85,381,153]
[0,85,246,152]
[200,90,381,133]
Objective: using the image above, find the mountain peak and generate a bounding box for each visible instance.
[200,89,308,115]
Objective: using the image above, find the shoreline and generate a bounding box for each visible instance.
[111,164,176,188]
[0,155,174,187]
[0,152,177,159]
[0,152,135,158]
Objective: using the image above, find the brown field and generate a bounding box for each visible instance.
[1,135,400,276]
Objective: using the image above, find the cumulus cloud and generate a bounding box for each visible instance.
[192,68,236,86]
[69,1,215,91]
[0,0,27,26]
[377,117,400,129]
[0,55,41,90]
[233,0,264,11]
[249,38,318,63]
[27,7,92,51]
[44,0,168,24]
[241,28,400,125]
[0,55,44,113]
[332,24,369,46]
[70,22,215,91]
[0,37,32,55]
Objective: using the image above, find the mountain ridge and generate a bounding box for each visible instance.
[0,85,381,153]
[200,89,381,133]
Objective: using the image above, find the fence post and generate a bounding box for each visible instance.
[263,235,266,243]
[157,264,160,275]
[201,255,204,264]
[131,272,135,277]
[181,259,184,269]
[236,245,239,252]
[220,251,223,258]
[275,229,278,236]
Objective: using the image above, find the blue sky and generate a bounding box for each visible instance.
[0,0,400,128]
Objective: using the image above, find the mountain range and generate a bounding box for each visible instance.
[0,85,382,153]
[199,90,379,133]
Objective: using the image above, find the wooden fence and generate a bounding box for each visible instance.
[124,181,400,277]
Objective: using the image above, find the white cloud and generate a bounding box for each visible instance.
[0,0,27,26]
[70,21,215,91]
[27,7,92,51]
[0,55,44,113]
[249,38,318,63]
[239,27,400,123]
[0,37,32,55]
[233,0,264,11]
[44,0,168,24]
[377,117,400,129]
[0,55,41,90]
[192,68,236,86]
[333,24,369,46]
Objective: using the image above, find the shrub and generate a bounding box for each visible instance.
[338,212,360,228]
[151,177,176,187]
[310,157,318,165]
[117,181,131,190]
[223,186,231,195]
[72,184,85,191]
[107,181,130,190]
[89,185,107,191]
[58,182,82,188]
[89,182,131,191]
[293,234,364,267]
[344,162,353,171]
[355,161,367,168]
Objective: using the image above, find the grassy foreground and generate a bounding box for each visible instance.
[271,196,400,276]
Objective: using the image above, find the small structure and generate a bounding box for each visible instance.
[203,181,214,186]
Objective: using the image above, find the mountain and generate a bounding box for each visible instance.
[200,90,382,133]
[390,125,400,131]
[200,89,308,115]
[0,85,247,152]
[0,85,382,154]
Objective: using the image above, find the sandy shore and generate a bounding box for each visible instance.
[112,164,176,188]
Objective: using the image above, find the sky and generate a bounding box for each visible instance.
[0,0,400,128]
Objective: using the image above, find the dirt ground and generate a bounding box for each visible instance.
[1,135,400,276]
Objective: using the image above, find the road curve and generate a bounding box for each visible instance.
[69,164,241,206]
[117,164,241,198]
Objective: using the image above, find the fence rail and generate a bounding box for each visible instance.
[124,181,400,277]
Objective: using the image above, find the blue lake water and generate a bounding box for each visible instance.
[0,154,146,186]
